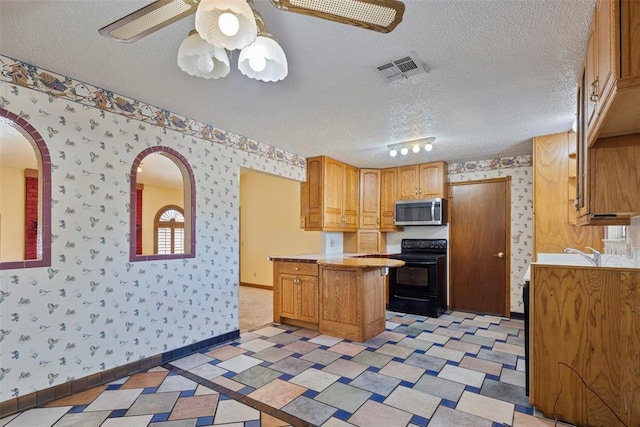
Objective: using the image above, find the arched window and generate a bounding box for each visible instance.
[130,146,195,262]
[0,108,52,270]
[154,205,184,254]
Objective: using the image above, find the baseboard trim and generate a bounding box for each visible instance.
[510,311,524,320]
[240,282,273,290]
[0,330,239,419]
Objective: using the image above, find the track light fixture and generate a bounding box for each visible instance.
[387,137,435,157]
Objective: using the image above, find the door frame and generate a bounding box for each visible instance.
[449,176,511,317]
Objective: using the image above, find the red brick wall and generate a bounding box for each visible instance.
[136,188,143,255]
[24,175,38,259]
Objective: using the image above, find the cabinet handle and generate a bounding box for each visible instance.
[589,79,599,103]
[293,266,300,270]
[414,188,418,195]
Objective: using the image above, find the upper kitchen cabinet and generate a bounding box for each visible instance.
[301,156,359,231]
[577,133,640,225]
[380,167,401,232]
[359,169,380,229]
[397,161,448,200]
[579,0,640,146]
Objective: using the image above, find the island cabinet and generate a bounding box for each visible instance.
[530,264,640,426]
[273,262,319,327]
[317,261,392,342]
[302,156,359,231]
[396,161,448,200]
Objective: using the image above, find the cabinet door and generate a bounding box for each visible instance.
[278,273,298,319]
[298,275,318,323]
[342,163,360,230]
[397,165,419,200]
[596,0,613,110]
[359,169,380,229]
[324,157,345,228]
[305,157,323,229]
[585,23,598,129]
[380,168,398,231]
[419,162,447,198]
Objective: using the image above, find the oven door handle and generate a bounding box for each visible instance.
[398,261,437,267]
[393,294,432,302]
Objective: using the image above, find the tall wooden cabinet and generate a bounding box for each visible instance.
[301,156,359,231]
[359,169,380,229]
[532,132,603,254]
[380,167,400,232]
[397,161,448,200]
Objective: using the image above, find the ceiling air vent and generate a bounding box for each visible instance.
[376,54,428,82]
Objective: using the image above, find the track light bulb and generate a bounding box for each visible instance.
[412,145,420,153]
[400,147,409,155]
[218,12,240,36]
[249,54,267,72]
[424,143,433,152]
[389,149,397,157]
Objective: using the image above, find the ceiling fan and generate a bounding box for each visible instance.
[99,0,405,43]
[99,0,405,82]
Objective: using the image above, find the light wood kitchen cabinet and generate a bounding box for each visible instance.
[397,161,448,200]
[530,264,640,426]
[359,169,380,229]
[301,156,359,231]
[343,230,387,254]
[380,167,400,231]
[273,262,319,326]
[532,132,603,253]
[577,133,640,225]
[578,0,640,147]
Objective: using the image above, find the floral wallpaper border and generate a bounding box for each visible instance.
[448,155,532,173]
[0,54,306,169]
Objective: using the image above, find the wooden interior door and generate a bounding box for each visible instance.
[450,177,510,316]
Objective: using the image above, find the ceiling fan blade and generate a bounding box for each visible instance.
[99,0,198,43]
[270,0,405,33]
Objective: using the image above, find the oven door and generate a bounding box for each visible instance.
[389,260,439,297]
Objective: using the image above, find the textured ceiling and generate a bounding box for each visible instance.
[0,0,595,169]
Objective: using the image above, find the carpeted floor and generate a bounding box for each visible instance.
[239,285,274,332]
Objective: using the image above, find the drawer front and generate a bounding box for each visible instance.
[275,262,318,276]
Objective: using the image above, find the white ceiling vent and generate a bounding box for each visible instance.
[376,54,428,82]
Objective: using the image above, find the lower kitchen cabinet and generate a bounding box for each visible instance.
[273,262,319,326]
[530,264,640,426]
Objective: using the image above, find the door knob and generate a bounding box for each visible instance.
[493,252,505,259]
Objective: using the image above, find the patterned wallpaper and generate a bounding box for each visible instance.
[448,158,533,313]
[0,56,304,402]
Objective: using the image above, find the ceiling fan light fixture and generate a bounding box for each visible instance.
[177,30,230,79]
[239,35,288,81]
[195,0,257,50]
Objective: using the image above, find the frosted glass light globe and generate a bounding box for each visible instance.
[400,147,409,155]
[424,143,433,152]
[218,12,239,36]
[412,145,420,153]
[249,55,267,72]
[389,149,397,157]
[197,55,215,73]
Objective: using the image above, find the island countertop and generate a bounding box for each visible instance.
[268,252,394,263]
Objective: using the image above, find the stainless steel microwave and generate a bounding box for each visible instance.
[395,198,448,226]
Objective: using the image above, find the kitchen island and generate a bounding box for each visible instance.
[270,255,404,342]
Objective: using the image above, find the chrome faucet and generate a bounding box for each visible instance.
[563,247,602,266]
